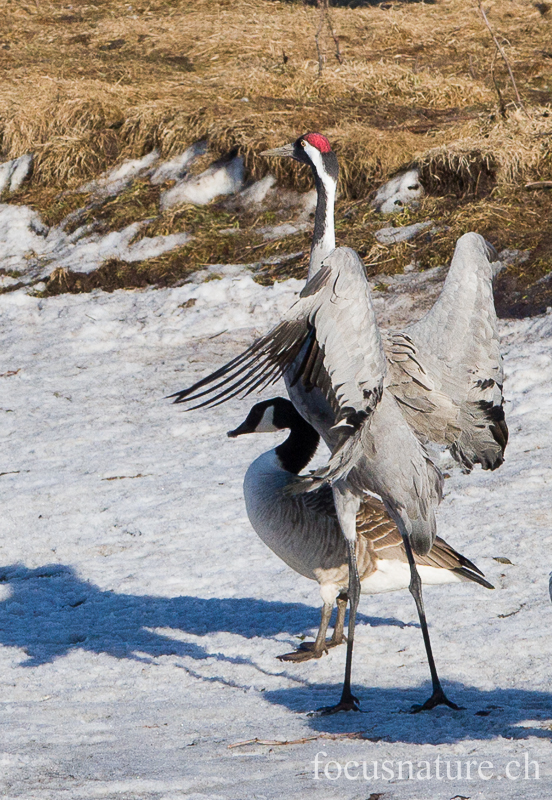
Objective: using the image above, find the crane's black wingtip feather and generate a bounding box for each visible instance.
[166,391,190,404]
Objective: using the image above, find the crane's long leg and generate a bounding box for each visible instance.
[317,484,361,714]
[402,535,462,713]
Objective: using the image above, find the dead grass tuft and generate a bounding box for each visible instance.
[1,0,552,310]
[1,0,551,193]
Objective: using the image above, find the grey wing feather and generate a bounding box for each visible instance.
[386,233,507,471]
[310,248,387,426]
[171,247,387,433]
[169,268,332,408]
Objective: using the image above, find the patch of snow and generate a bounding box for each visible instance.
[0,204,54,278]
[0,274,20,290]
[50,223,191,276]
[499,248,531,268]
[375,220,434,245]
[161,155,245,210]
[185,263,251,284]
[253,189,316,241]
[231,174,277,209]
[0,204,191,281]
[187,251,305,285]
[495,248,532,277]
[0,154,33,194]
[150,141,208,185]
[0,278,551,797]
[81,151,160,197]
[372,168,423,214]
[257,221,308,241]
[300,188,317,217]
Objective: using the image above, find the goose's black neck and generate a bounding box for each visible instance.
[275,409,320,475]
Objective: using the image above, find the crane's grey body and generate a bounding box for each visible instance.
[244,448,487,600]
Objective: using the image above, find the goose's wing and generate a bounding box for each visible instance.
[356,498,493,588]
[356,495,397,544]
[386,232,507,471]
[171,247,387,427]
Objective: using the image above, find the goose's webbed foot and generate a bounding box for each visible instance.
[277,637,344,663]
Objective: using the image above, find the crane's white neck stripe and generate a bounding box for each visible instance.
[304,141,336,279]
[304,142,336,199]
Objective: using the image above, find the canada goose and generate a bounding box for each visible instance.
[228,397,493,676]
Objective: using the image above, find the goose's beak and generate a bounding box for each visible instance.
[227,421,251,438]
[260,143,296,159]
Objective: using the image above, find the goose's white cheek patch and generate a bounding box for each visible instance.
[255,406,279,432]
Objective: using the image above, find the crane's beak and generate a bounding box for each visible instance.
[260,143,296,160]
[484,239,499,262]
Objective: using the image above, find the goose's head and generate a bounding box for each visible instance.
[261,133,338,184]
[227,397,298,438]
[228,398,320,474]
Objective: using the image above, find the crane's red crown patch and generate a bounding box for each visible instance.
[304,133,332,153]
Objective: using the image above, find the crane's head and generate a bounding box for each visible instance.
[261,133,338,184]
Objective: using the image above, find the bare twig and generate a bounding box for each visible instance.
[314,0,342,77]
[315,0,326,77]
[324,1,343,66]
[477,1,525,112]
[525,181,552,190]
[228,732,367,749]
[489,49,507,119]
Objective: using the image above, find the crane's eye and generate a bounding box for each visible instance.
[300,140,306,147]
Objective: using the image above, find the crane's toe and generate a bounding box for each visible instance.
[410,687,464,713]
[311,692,361,716]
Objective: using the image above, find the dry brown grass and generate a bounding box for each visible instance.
[1,0,551,193]
[1,0,552,311]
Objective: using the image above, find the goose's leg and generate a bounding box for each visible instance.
[317,484,361,714]
[278,601,334,662]
[329,591,348,647]
[402,535,462,713]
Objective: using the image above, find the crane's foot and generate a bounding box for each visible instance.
[410,687,464,713]
[310,691,361,716]
[277,638,344,663]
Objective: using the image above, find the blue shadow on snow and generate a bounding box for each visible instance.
[0,563,406,667]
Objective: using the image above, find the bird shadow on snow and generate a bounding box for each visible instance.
[262,684,552,745]
[1,564,550,744]
[0,563,407,668]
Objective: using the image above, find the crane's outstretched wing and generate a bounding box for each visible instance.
[171,247,387,430]
[385,232,507,472]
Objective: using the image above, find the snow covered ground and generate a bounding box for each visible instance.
[1,274,552,799]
